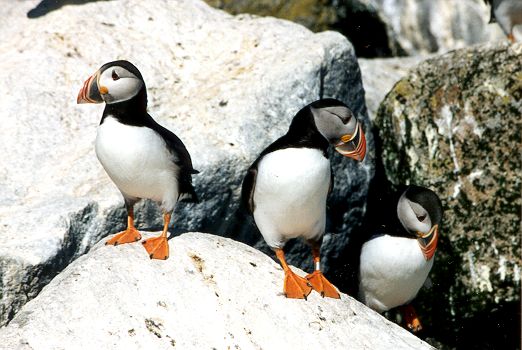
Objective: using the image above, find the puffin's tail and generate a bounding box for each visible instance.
[178,187,199,203]
[178,169,199,203]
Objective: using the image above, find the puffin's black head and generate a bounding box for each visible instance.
[397,185,443,260]
[305,98,366,161]
[77,60,146,105]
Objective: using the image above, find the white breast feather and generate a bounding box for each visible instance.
[95,116,180,212]
[253,148,330,249]
[358,234,434,313]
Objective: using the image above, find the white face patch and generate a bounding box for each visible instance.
[98,66,143,104]
[397,193,432,235]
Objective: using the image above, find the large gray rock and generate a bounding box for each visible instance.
[0,0,374,326]
[375,42,521,349]
[371,0,505,55]
[0,232,432,349]
[204,0,506,57]
[358,56,428,119]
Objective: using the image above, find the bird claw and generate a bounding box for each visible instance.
[283,270,312,299]
[306,270,340,299]
[142,235,169,260]
[105,227,141,246]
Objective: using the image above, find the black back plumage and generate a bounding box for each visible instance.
[240,99,347,214]
[100,62,198,202]
[367,185,442,239]
[368,184,411,238]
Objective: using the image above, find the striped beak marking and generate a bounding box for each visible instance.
[334,122,366,161]
[77,71,106,104]
[416,224,438,261]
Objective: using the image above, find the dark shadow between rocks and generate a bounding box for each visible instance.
[27,0,111,18]
[423,298,521,350]
[204,0,398,58]
[332,4,397,58]
[1,203,99,327]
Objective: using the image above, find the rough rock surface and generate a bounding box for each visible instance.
[0,232,432,350]
[205,0,505,57]
[205,0,340,32]
[358,56,428,119]
[0,0,374,326]
[375,43,521,349]
[371,0,505,55]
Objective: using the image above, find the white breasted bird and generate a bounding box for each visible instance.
[358,185,443,332]
[485,0,522,42]
[77,60,198,260]
[241,99,366,299]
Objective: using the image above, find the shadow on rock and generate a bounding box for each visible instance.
[27,0,110,18]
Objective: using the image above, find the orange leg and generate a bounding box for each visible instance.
[400,304,423,332]
[106,207,141,245]
[141,213,171,260]
[508,32,515,43]
[275,249,312,299]
[305,247,340,299]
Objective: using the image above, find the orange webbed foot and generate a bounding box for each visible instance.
[306,270,340,299]
[142,235,169,260]
[283,271,312,299]
[105,227,142,246]
[400,304,423,332]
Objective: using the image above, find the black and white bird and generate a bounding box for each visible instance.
[241,99,366,299]
[358,185,442,331]
[77,60,198,260]
[485,0,522,42]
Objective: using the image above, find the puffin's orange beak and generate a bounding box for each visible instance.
[77,72,103,104]
[417,224,438,261]
[334,122,366,161]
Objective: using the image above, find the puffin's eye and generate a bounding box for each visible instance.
[112,70,120,81]
[417,214,427,222]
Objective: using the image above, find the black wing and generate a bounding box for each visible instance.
[328,167,334,195]
[240,165,258,215]
[149,115,199,203]
[239,134,294,215]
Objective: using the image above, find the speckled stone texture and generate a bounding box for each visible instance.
[358,56,429,119]
[375,42,521,348]
[0,232,433,350]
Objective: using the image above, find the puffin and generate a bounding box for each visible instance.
[484,0,522,42]
[241,99,366,299]
[357,185,443,332]
[77,60,198,260]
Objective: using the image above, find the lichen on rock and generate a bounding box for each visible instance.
[375,42,521,348]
